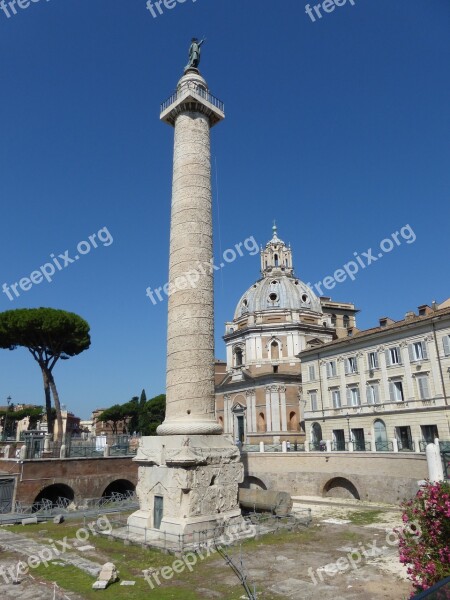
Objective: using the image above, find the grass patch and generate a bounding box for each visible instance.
[346,510,383,526]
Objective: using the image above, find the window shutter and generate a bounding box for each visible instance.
[366,353,371,370]
[408,344,415,362]
[443,336,450,357]
[354,357,358,373]
[389,381,395,402]
[326,363,331,378]
[418,377,429,399]
[385,349,391,367]
[366,386,371,404]
[346,388,351,405]
[374,384,380,404]
[356,387,360,405]
[421,342,428,360]
[397,347,402,365]
[336,390,341,407]
[344,359,349,374]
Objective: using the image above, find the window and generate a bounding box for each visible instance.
[386,346,402,366]
[273,365,278,374]
[368,352,379,370]
[331,314,337,327]
[416,375,430,400]
[310,391,318,411]
[309,365,316,381]
[274,254,279,267]
[409,341,428,362]
[326,361,337,378]
[332,389,341,408]
[389,380,404,402]
[234,347,243,367]
[374,419,388,451]
[421,425,438,443]
[347,386,361,406]
[333,429,346,451]
[270,341,280,360]
[345,356,358,374]
[443,335,450,357]
[366,383,380,405]
[343,315,350,328]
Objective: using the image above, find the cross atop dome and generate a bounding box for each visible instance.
[261,222,293,277]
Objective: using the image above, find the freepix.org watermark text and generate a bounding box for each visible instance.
[306,224,416,297]
[146,235,259,306]
[0,0,50,19]
[2,226,113,302]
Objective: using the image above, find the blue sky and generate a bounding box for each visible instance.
[0,0,449,419]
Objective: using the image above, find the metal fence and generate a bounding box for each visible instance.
[105,508,312,554]
[375,440,394,452]
[353,441,371,451]
[22,438,138,460]
[0,490,138,524]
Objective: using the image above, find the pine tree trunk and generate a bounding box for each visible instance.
[47,370,64,444]
[41,368,53,437]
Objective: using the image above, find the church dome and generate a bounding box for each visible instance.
[234,275,321,319]
[233,224,322,319]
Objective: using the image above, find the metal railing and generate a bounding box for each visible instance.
[331,441,348,451]
[375,440,394,452]
[309,441,325,451]
[398,440,415,452]
[353,440,371,452]
[0,491,138,523]
[161,82,224,113]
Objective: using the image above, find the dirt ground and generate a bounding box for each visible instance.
[0,498,413,600]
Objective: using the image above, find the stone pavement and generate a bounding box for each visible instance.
[0,527,102,577]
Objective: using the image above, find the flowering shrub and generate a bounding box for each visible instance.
[399,481,450,597]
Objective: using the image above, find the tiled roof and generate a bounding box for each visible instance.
[299,305,450,354]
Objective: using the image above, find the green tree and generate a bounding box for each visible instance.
[138,389,147,433]
[140,394,166,435]
[0,308,90,442]
[97,404,124,434]
[121,396,139,433]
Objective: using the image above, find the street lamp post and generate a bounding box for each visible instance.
[346,412,352,443]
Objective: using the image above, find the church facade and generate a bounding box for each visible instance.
[215,226,357,445]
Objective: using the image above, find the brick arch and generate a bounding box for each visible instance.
[102,479,136,498]
[33,483,75,509]
[241,475,267,490]
[322,476,360,500]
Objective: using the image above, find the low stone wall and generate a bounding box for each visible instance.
[241,451,428,504]
[0,456,138,507]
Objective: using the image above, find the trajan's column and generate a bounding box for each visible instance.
[128,40,244,544]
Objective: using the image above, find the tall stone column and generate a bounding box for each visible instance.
[158,69,222,436]
[127,63,244,545]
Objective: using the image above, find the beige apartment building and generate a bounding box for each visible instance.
[299,301,450,452]
[215,225,357,445]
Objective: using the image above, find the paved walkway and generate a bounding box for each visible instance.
[0,527,102,577]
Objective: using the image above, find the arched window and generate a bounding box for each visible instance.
[270,341,280,360]
[331,314,337,326]
[257,412,266,433]
[274,254,279,267]
[343,315,350,328]
[289,411,298,432]
[311,422,323,446]
[374,419,388,451]
[234,347,243,367]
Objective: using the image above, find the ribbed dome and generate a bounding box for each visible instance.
[234,275,322,319]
